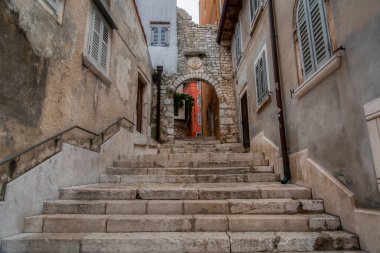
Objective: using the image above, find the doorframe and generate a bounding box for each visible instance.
[239,85,250,149]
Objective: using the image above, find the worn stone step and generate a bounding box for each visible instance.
[113,159,270,168]
[106,166,274,176]
[43,199,324,215]
[100,173,279,184]
[24,214,340,233]
[174,140,221,145]
[59,183,311,200]
[1,232,360,253]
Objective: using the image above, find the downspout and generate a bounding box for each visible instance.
[268,0,291,184]
[156,66,163,142]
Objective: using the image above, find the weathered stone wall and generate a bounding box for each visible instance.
[0,0,152,159]
[156,8,239,143]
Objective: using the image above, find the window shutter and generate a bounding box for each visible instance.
[308,0,331,68]
[255,51,268,105]
[88,8,111,73]
[151,27,159,46]
[235,22,242,64]
[100,24,110,70]
[43,0,59,13]
[250,0,260,21]
[297,0,314,78]
[161,27,169,47]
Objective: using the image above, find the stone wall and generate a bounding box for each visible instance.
[156,8,239,143]
[0,0,152,160]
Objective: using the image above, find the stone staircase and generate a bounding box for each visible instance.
[1,139,363,253]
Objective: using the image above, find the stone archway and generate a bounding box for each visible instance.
[154,8,240,144]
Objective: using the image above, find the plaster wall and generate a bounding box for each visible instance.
[0,128,134,239]
[231,0,280,153]
[136,0,178,74]
[274,0,380,207]
[231,0,380,207]
[0,0,152,160]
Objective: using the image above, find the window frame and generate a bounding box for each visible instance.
[254,45,270,108]
[150,23,170,47]
[249,0,261,24]
[37,0,65,24]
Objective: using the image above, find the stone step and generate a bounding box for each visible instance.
[43,199,324,215]
[113,159,270,168]
[1,231,360,253]
[105,166,274,176]
[24,214,340,233]
[174,139,221,145]
[59,183,311,200]
[100,173,279,184]
[119,153,265,163]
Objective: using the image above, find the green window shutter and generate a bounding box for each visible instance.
[255,51,268,105]
[297,0,331,79]
[308,0,331,68]
[297,0,315,78]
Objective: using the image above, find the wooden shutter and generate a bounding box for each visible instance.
[255,51,268,105]
[88,7,111,73]
[308,0,331,68]
[297,0,315,78]
[151,26,159,46]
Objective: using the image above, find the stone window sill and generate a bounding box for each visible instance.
[256,94,271,113]
[82,54,112,86]
[294,53,342,99]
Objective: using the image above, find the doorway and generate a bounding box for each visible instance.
[136,81,145,133]
[241,92,250,149]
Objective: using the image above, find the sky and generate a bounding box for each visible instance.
[177,0,200,24]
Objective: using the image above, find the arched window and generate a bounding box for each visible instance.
[296,0,331,79]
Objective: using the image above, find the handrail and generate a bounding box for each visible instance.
[0,117,134,166]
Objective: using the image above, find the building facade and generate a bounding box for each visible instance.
[136,0,178,74]
[0,0,152,161]
[218,0,380,251]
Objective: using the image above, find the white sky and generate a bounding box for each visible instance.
[177,0,200,24]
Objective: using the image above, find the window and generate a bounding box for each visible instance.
[254,48,269,106]
[87,5,111,74]
[249,0,261,22]
[198,113,202,124]
[38,0,65,23]
[297,0,331,79]
[197,95,201,106]
[197,81,201,90]
[235,20,242,66]
[151,24,170,47]
[196,132,202,137]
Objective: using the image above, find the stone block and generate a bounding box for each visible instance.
[147,200,183,214]
[106,200,147,214]
[184,200,229,214]
[194,215,228,231]
[42,215,108,233]
[24,216,44,233]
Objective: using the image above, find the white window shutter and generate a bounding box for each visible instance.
[88,7,111,73]
[160,27,168,46]
[235,21,242,65]
[43,0,59,13]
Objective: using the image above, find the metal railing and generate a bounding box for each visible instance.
[0,117,135,200]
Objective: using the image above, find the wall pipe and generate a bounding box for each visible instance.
[156,66,163,142]
[268,0,291,184]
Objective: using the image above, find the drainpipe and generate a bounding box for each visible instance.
[156,66,163,142]
[268,0,291,184]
